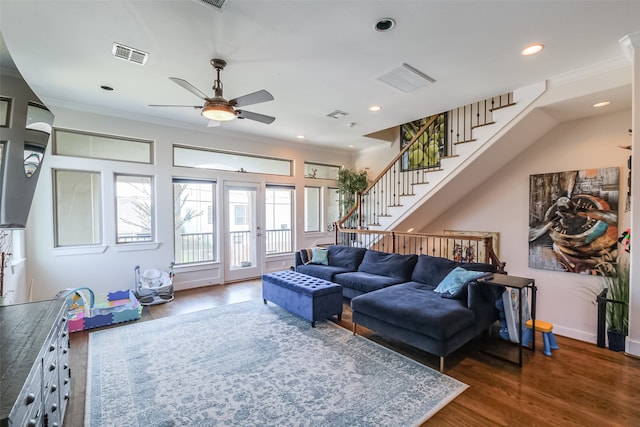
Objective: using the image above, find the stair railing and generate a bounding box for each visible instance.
[338,92,513,232]
[333,92,515,270]
[333,227,505,271]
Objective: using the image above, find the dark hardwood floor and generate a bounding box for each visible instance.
[65,281,640,426]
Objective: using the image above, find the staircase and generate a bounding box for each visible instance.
[341,81,547,234]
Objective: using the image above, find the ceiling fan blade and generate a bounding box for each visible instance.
[207,120,221,127]
[236,110,275,124]
[148,104,203,108]
[230,90,274,107]
[169,77,210,101]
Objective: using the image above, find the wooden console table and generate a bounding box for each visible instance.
[481,273,536,367]
[0,299,71,427]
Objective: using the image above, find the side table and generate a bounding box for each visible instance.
[482,273,536,367]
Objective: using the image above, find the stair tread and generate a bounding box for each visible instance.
[489,102,516,112]
[471,121,496,129]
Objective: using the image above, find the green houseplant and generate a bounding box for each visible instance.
[336,168,368,226]
[601,257,630,351]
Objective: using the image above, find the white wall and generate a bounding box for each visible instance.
[25,107,354,301]
[424,109,631,343]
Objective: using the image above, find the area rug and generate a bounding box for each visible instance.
[85,299,467,426]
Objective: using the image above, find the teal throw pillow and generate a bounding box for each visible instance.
[434,266,491,298]
[310,248,329,265]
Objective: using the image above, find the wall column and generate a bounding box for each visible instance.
[620,31,640,357]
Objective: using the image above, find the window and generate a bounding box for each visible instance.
[304,186,321,232]
[54,129,153,164]
[173,179,216,264]
[304,162,340,179]
[173,145,292,176]
[265,185,293,254]
[327,187,341,230]
[115,174,153,243]
[0,142,5,178]
[234,205,247,225]
[54,169,101,247]
[0,97,11,127]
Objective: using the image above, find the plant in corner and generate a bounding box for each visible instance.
[600,256,630,352]
[336,168,368,228]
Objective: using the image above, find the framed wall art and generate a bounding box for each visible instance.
[528,167,619,275]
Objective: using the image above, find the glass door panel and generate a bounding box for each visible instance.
[224,182,262,281]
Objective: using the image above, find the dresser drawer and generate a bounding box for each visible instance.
[9,362,43,427]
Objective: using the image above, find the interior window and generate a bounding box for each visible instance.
[54,169,102,247]
[265,185,293,254]
[173,179,216,264]
[304,186,321,232]
[115,174,154,243]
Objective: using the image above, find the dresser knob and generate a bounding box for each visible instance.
[49,344,56,351]
[27,420,37,427]
[51,384,57,392]
[25,392,36,405]
[51,403,58,411]
[49,363,56,371]
[64,393,70,400]
[63,363,69,370]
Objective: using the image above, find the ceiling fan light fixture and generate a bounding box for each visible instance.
[202,102,236,121]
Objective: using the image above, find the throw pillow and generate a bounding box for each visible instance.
[434,266,492,299]
[299,248,313,265]
[310,247,329,265]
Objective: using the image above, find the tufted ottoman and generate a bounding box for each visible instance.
[262,270,343,327]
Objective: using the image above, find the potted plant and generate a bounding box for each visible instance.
[336,168,368,227]
[600,256,630,352]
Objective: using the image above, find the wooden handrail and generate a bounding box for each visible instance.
[333,226,506,272]
[336,115,438,230]
[362,115,438,195]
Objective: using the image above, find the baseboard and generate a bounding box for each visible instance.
[553,324,597,344]
[625,337,640,357]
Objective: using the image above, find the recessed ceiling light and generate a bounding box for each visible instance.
[521,43,544,56]
[296,135,305,139]
[593,101,611,108]
[374,18,395,32]
[369,105,382,112]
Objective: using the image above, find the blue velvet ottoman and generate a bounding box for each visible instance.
[262,270,343,327]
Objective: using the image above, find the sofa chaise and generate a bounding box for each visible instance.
[295,245,502,370]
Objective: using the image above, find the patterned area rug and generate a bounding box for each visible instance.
[86,299,467,426]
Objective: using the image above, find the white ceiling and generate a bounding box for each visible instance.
[0,0,637,150]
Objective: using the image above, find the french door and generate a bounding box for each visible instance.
[223,181,263,282]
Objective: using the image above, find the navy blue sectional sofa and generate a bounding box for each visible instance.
[295,245,502,371]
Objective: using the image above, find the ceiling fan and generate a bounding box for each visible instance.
[149,58,275,126]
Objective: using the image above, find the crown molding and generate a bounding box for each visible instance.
[619,31,640,59]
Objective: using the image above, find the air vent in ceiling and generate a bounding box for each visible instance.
[112,43,149,66]
[377,63,435,93]
[326,110,349,119]
[193,0,230,11]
